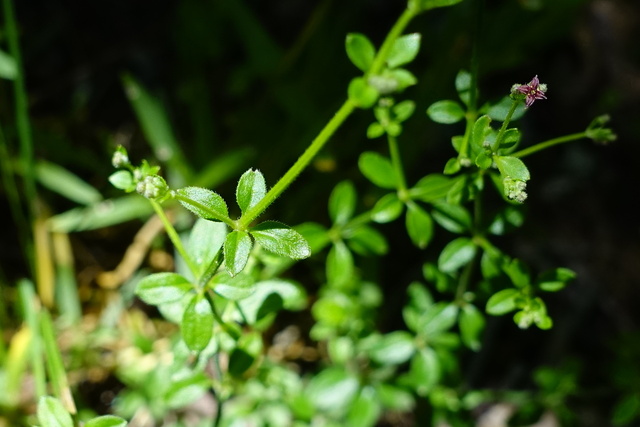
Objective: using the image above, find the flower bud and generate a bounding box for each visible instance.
[503,177,528,203]
[112,146,130,168]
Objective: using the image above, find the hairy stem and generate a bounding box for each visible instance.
[149,200,199,277]
[511,132,587,158]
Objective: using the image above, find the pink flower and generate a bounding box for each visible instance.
[513,75,547,108]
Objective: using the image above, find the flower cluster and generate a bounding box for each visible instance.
[503,177,528,203]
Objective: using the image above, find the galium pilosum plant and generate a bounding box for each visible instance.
[103,0,618,425]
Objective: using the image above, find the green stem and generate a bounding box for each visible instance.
[149,200,199,277]
[510,132,587,159]
[368,7,417,76]
[388,134,408,193]
[236,7,418,230]
[3,0,36,276]
[238,99,357,229]
[492,100,519,151]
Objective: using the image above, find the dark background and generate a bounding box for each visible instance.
[3,0,640,424]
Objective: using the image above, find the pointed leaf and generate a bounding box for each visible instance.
[187,219,227,278]
[408,347,440,396]
[177,187,229,221]
[329,181,356,226]
[371,193,404,223]
[494,156,530,181]
[251,221,311,259]
[438,237,477,273]
[236,168,266,214]
[460,304,485,351]
[359,151,398,189]
[427,100,465,124]
[471,115,492,151]
[348,77,379,108]
[224,231,253,276]
[182,294,213,352]
[409,174,454,202]
[369,331,416,365]
[327,241,354,288]
[136,273,193,305]
[455,69,472,105]
[486,288,520,315]
[347,225,388,256]
[37,397,73,427]
[406,202,433,249]
[387,33,421,68]
[212,272,256,301]
[537,267,576,292]
[345,33,376,72]
[306,367,359,413]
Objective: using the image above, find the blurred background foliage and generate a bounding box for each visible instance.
[2,0,640,425]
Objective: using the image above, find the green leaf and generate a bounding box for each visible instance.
[181,294,213,352]
[164,372,209,409]
[347,388,382,427]
[367,122,385,139]
[486,288,520,315]
[187,219,227,278]
[348,77,379,108]
[296,222,331,253]
[36,161,103,205]
[459,305,485,351]
[212,271,256,301]
[407,347,440,396]
[419,303,459,337]
[224,231,253,276]
[375,384,415,411]
[409,174,453,202]
[238,279,307,324]
[431,202,472,234]
[385,68,417,91]
[455,69,472,106]
[393,100,416,122]
[369,331,416,365]
[438,237,477,273]
[327,241,354,288]
[371,193,404,223]
[329,181,356,226]
[537,267,576,292]
[306,367,359,413]
[345,33,376,72]
[494,156,530,181]
[251,221,311,259]
[176,187,229,221]
[387,33,421,68]
[406,202,433,249]
[443,158,461,174]
[613,393,640,426]
[500,128,521,149]
[426,100,465,124]
[84,416,128,427]
[503,258,530,288]
[108,170,135,192]
[0,49,17,79]
[358,152,398,189]
[475,152,493,170]
[471,115,492,151]
[37,396,73,427]
[347,225,388,256]
[236,168,266,214]
[136,273,193,305]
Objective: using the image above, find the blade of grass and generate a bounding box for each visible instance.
[3,0,36,276]
[40,309,77,414]
[18,279,46,398]
[3,325,31,407]
[35,160,103,205]
[52,232,81,324]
